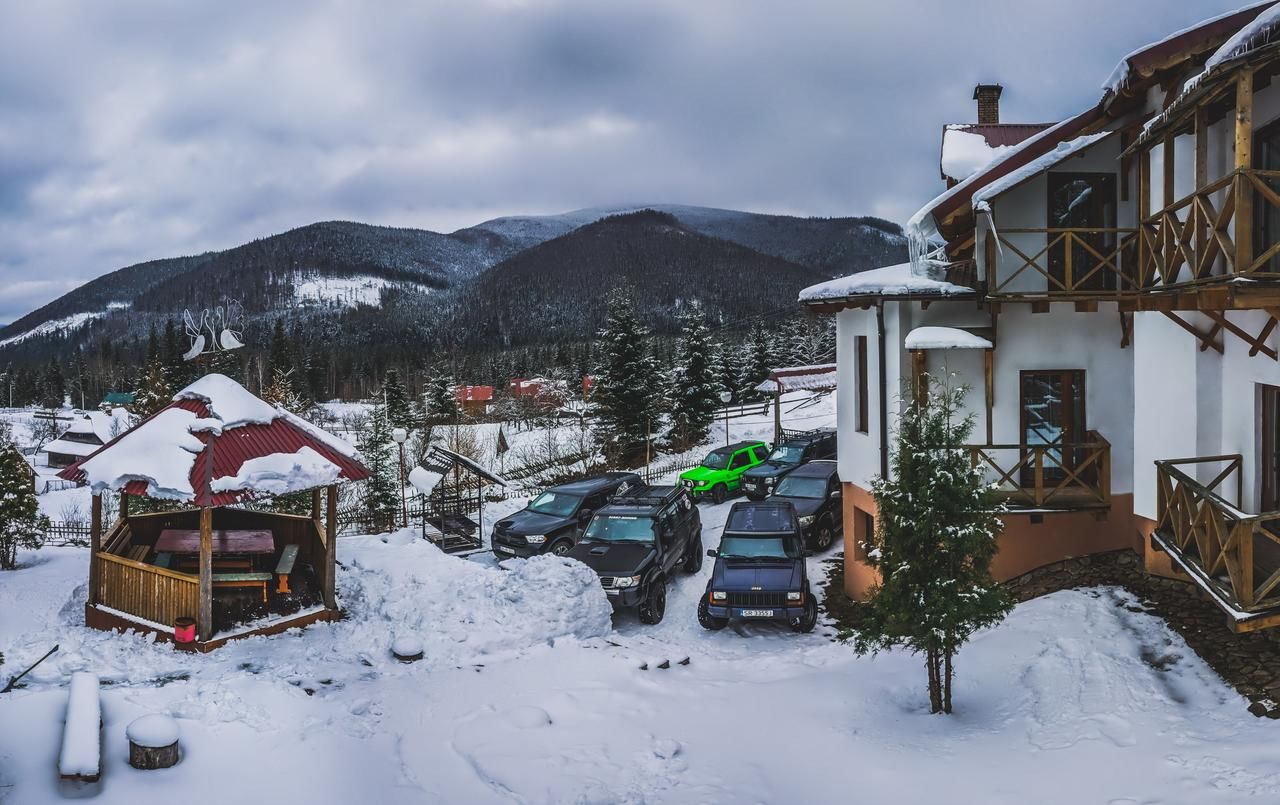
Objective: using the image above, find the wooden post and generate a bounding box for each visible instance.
[1239,522,1255,608]
[773,383,782,445]
[910,349,926,403]
[984,349,994,445]
[1236,67,1255,275]
[1195,105,1208,271]
[311,488,322,524]
[198,506,212,642]
[324,484,337,610]
[1139,146,1152,284]
[88,493,102,607]
[119,492,129,520]
[1163,133,1175,282]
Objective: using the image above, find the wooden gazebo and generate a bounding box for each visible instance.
[58,375,369,650]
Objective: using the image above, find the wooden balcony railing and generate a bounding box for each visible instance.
[963,430,1111,510]
[989,229,1140,297]
[1155,456,1280,615]
[1140,168,1280,288]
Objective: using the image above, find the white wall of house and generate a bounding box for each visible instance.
[1132,311,1202,520]
[1214,309,1280,513]
[835,306,881,489]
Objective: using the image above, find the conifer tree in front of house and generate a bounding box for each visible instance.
[738,324,775,401]
[424,370,458,419]
[849,375,1011,715]
[361,402,401,530]
[592,291,661,462]
[381,368,413,431]
[0,445,48,570]
[668,307,719,449]
[133,359,174,419]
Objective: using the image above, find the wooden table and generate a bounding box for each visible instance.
[155,529,276,555]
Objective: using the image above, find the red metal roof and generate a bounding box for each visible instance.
[57,395,369,507]
[456,385,494,403]
[939,123,1054,182]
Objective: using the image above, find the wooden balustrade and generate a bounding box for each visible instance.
[964,430,1111,510]
[1140,168,1280,288]
[96,553,199,628]
[990,229,1140,296]
[1155,456,1280,614]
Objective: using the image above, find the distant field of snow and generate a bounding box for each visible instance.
[293,275,400,308]
[0,312,105,348]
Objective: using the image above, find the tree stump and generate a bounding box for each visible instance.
[392,636,424,663]
[127,714,180,770]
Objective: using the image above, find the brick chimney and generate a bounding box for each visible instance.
[974,84,1002,125]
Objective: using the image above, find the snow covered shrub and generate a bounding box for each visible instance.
[0,445,49,569]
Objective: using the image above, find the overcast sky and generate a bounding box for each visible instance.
[0,0,1251,324]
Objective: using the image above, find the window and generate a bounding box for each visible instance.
[730,450,752,469]
[1047,172,1118,291]
[855,335,869,434]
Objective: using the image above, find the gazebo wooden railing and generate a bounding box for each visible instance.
[1154,456,1280,621]
[962,430,1112,510]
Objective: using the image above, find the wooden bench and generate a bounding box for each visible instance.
[59,672,101,782]
[126,544,149,563]
[212,572,273,604]
[274,544,299,594]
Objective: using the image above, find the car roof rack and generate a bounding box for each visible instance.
[608,484,680,507]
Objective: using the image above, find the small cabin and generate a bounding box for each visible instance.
[454,385,494,416]
[43,414,109,469]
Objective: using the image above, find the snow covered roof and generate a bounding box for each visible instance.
[940,124,1052,184]
[904,326,993,350]
[456,385,494,403]
[753,364,837,394]
[43,438,104,458]
[57,374,368,504]
[799,263,975,304]
[972,131,1115,211]
[418,445,508,488]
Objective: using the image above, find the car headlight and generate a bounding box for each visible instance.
[787,591,802,602]
[711,591,727,601]
[524,534,546,544]
[614,575,641,588]
[798,515,815,526]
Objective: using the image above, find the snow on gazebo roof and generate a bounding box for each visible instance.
[57,374,369,505]
[754,363,838,394]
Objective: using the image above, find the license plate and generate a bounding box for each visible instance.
[605,589,619,596]
[740,609,775,617]
[494,545,513,554]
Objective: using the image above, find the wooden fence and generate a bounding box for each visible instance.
[96,553,200,628]
[963,430,1111,510]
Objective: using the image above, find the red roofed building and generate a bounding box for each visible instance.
[455,384,494,415]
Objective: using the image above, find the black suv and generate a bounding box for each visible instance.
[741,428,837,500]
[698,501,817,633]
[568,485,703,624]
[766,460,842,552]
[492,472,641,558]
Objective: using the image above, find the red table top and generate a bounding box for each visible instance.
[155,529,276,555]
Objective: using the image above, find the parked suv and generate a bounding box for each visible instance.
[698,501,817,633]
[679,440,769,504]
[766,460,842,552]
[741,428,837,500]
[492,472,641,558]
[568,485,703,624]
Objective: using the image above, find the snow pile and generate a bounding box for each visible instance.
[941,126,1013,183]
[75,406,204,499]
[211,446,342,495]
[58,671,100,778]
[177,374,278,428]
[408,466,444,494]
[126,714,179,748]
[753,364,838,394]
[1099,5,1262,94]
[973,132,1113,211]
[1205,4,1280,71]
[799,262,973,302]
[904,326,993,350]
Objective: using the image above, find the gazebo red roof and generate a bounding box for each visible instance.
[58,375,368,507]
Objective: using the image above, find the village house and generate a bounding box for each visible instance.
[804,4,1280,632]
[42,410,128,469]
[455,384,494,415]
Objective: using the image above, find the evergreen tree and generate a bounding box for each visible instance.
[739,324,774,401]
[423,370,458,419]
[38,361,65,409]
[361,403,401,528]
[381,369,413,431]
[133,359,173,419]
[262,368,306,414]
[849,376,1011,714]
[712,342,747,402]
[592,292,661,461]
[668,308,719,448]
[269,318,292,377]
[161,319,187,385]
[0,444,48,570]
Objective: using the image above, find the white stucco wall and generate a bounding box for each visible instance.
[835,306,882,489]
[1132,311,1202,520]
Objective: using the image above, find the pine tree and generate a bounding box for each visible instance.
[381,369,413,431]
[262,368,306,414]
[0,445,48,570]
[38,361,65,409]
[738,324,774,401]
[423,370,458,419]
[592,292,661,461]
[133,359,173,418]
[668,308,719,449]
[849,376,1011,714]
[361,404,401,529]
[269,318,292,377]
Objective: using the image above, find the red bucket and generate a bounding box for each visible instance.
[174,617,196,644]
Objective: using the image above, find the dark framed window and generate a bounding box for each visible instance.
[855,335,869,434]
[1047,172,1118,291]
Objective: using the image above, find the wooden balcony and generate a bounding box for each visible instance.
[1154,456,1280,630]
[988,229,1140,298]
[964,430,1112,511]
[1139,168,1280,290]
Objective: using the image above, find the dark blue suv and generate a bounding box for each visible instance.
[697,501,817,633]
[491,472,641,558]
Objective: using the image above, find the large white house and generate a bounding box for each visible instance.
[804,3,1280,631]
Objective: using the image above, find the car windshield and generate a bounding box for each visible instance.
[527,491,582,518]
[701,451,731,470]
[583,515,655,543]
[718,535,798,560]
[725,506,794,533]
[768,445,805,464]
[774,476,828,499]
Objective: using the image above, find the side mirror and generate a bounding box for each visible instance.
[831,489,842,498]
[706,548,718,557]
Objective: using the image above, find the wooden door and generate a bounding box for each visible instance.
[1020,370,1086,488]
[1254,120,1280,274]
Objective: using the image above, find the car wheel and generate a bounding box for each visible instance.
[638,577,667,625]
[813,518,835,552]
[791,593,818,634]
[711,484,727,505]
[550,540,573,557]
[683,536,703,573]
[697,596,728,630]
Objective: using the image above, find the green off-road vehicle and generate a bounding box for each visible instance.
[678,440,769,504]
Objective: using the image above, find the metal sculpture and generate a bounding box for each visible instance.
[181,300,245,361]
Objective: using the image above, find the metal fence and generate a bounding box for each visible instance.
[43,521,91,547]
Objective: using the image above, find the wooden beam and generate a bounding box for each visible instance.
[89,493,102,607]
[1162,311,1224,353]
[324,484,338,610]
[1031,301,1051,314]
[311,488,322,522]
[1162,132,1175,208]
[1074,300,1098,313]
[1204,310,1279,359]
[1119,311,1133,349]
[1236,67,1255,274]
[198,506,213,642]
[984,349,994,445]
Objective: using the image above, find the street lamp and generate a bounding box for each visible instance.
[392,427,409,528]
[719,390,732,447]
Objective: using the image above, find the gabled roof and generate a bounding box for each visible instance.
[456,385,494,403]
[58,374,368,505]
[940,123,1054,183]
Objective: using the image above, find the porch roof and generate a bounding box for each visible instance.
[753,364,838,394]
[57,374,369,505]
[904,326,993,350]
